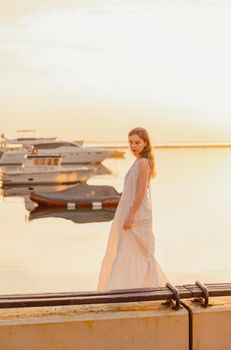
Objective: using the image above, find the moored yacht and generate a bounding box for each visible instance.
[1,154,97,186]
[33,141,112,164]
[0,140,112,166]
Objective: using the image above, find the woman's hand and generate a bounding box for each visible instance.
[123,214,134,230]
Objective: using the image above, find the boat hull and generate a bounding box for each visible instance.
[30,184,121,208]
[30,193,120,208]
[0,150,111,165]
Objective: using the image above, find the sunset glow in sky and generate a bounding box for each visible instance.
[1,1,231,142]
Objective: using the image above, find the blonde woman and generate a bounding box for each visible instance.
[97,127,167,291]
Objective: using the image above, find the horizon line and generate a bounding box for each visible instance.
[84,141,231,149]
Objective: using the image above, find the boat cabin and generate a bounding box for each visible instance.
[33,141,80,150]
[22,155,62,169]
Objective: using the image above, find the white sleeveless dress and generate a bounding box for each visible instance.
[97,158,168,291]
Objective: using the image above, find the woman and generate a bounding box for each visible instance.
[97,127,167,291]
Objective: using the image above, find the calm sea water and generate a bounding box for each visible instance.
[0,147,230,294]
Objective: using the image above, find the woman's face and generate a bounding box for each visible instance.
[128,134,147,158]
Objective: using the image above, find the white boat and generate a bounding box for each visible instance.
[33,141,112,164]
[0,140,112,166]
[1,154,97,186]
[0,132,58,165]
[1,131,59,147]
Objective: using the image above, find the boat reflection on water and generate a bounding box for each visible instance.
[0,162,119,222]
[28,206,117,224]
[0,161,112,187]
[1,184,70,197]
[0,163,111,196]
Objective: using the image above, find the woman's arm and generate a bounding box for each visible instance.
[123,158,150,230]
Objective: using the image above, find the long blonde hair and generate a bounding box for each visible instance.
[128,127,156,178]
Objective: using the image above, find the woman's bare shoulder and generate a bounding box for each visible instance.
[137,158,151,168]
[137,158,151,175]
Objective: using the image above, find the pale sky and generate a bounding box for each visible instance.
[0,0,231,142]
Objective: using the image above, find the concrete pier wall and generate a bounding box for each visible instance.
[184,296,231,350]
[0,297,231,350]
[0,301,188,350]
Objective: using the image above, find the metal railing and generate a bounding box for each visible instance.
[0,282,230,309]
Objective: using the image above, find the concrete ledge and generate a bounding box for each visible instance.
[0,301,188,350]
[184,296,231,350]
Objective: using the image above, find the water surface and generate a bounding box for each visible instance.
[0,147,230,293]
